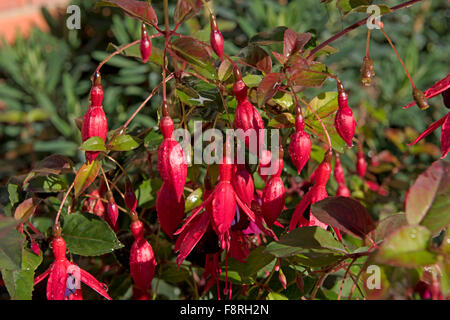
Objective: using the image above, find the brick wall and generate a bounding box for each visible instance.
[0,0,69,43]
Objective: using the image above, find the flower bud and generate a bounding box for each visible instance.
[210,14,224,60]
[140,23,152,63]
[413,87,429,110]
[289,114,311,174]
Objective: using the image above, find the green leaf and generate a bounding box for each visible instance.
[0,216,25,270]
[144,130,163,151]
[375,213,407,242]
[184,188,203,213]
[228,246,275,280]
[242,74,262,88]
[268,112,295,129]
[289,62,328,88]
[63,212,123,256]
[74,160,100,198]
[14,198,39,221]
[80,136,106,152]
[376,225,437,268]
[2,249,42,300]
[24,175,69,193]
[266,292,288,300]
[108,134,141,151]
[311,196,375,239]
[264,226,347,258]
[405,160,450,234]
[336,0,371,15]
[8,184,20,208]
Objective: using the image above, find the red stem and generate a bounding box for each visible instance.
[307,0,424,59]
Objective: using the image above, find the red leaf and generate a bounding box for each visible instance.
[101,0,158,25]
[403,74,450,109]
[310,196,376,239]
[237,45,272,74]
[256,73,282,106]
[283,29,311,58]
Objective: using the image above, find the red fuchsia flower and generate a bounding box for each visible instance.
[231,164,255,207]
[105,191,119,232]
[83,189,105,218]
[157,113,187,201]
[34,227,111,300]
[261,155,286,227]
[201,253,222,298]
[356,150,367,178]
[334,154,350,197]
[175,153,276,264]
[403,75,450,158]
[258,149,272,182]
[82,72,108,163]
[233,68,265,156]
[210,14,224,60]
[156,181,186,237]
[140,23,152,63]
[31,241,41,256]
[289,113,311,175]
[289,151,342,240]
[129,218,157,300]
[334,80,356,147]
[124,178,137,214]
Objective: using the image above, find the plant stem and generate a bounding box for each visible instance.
[54,181,75,226]
[365,29,371,57]
[123,73,174,129]
[379,27,416,88]
[307,0,424,59]
[297,95,333,150]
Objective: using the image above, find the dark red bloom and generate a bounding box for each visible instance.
[156,181,186,237]
[129,219,157,298]
[124,178,137,214]
[289,114,311,175]
[233,68,265,156]
[34,230,111,300]
[289,151,341,240]
[334,81,356,147]
[157,115,187,201]
[105,191,119,232]
[82,72,108,163]
[261,157,286,227]
[83,189,105,218]
[356,150,367,178]
[231,164,255,207]
[140,23,152,63]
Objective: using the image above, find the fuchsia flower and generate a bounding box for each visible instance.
[233,68,265,157]
[289,151,342,240]
[404,74,450,158]
[81,72,108,163]
[139,23,152,63]
[34,228,111,300]
[334,155,351,197]
[289,114,311,175]
[261,155,286,227]
[129,219,156,299]
[175,152,276,258]
[157,113,187,201]
[334,81,356,147]
[210,14,224,60]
